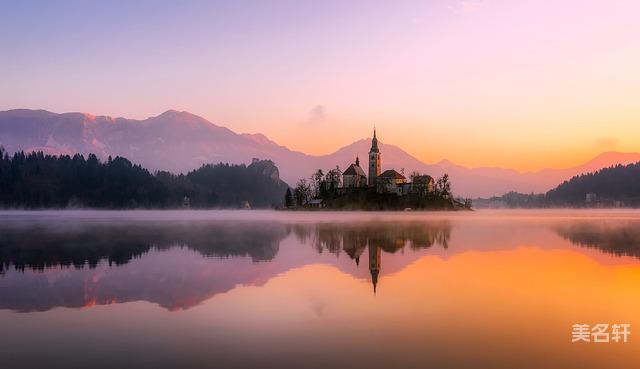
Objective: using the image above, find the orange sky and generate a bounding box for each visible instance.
[2,1,640,170]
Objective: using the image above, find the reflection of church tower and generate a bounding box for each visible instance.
[368,243,381,294]
[368,128,381,187]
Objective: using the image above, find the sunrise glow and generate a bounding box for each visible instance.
[2,1,639,171]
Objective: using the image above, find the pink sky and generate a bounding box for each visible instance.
[1,0,639,170]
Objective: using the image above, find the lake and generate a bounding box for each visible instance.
[1,209,640,368]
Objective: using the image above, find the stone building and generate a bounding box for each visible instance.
[411,175,435,195]
[343,157,367,188]
[376,169,406,195]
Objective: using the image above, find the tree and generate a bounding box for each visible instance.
[409,171,421,183]
[293,179,311,206]
[284,188,295,208]
[325,166,342,190]
[0,152,288,209]
[311,169,324,197]
[435,173,451,198]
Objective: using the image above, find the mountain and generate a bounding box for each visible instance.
[322,141,640,197]
[0,108,307,174]
[2,109,639,198]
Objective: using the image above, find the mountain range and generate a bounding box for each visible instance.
[1,108,639,198]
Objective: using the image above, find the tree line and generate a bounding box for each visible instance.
[0,147,288,208]
[484,161,640,207]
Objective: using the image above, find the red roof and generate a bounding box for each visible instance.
[344,163,366,176]
[378,169,405,179]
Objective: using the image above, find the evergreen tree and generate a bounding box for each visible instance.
[284,188,295,208]
[0,152,288,209]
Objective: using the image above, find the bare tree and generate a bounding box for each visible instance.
[409,170,421,182]
[310,169,324,197]
[294,179,312,206]
[435,174,451,198]
[325,166,342,189]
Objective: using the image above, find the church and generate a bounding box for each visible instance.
[341,128,434,195]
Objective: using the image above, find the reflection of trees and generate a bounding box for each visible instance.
[0,220,451,275]
[555,221,640,258]
[0,222,288,273]
[292,221,452,260]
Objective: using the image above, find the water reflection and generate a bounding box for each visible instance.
[555,220,640,258]
[0,222,288,273]
[2,211,640,369]
[0,219,451,312]
[292,222,451,292]
[1,213,640,313]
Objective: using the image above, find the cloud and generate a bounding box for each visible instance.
[448,0,482,15]
[305,105,327,125]
[594,137,619,151]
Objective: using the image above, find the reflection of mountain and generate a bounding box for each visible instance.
[7,216,638,313]
[0,216,640,311]
[0,220,451,312]
[555,221,640,258]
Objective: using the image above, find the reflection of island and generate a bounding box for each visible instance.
[293,222,451,292]
[555,221,640,258]
[12,216,640,312]
[0,220,450,311]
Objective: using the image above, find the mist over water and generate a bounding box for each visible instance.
[1,210,640,369]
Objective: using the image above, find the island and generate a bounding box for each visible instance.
[284,129,471,211]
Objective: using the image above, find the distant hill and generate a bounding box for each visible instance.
[546,162,640,206]
[481,162,640,207]
[2,109,639,197]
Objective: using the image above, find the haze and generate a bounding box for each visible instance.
[1,0,639,171]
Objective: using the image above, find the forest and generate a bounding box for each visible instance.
[481,162,640,207]
[0,147,288,208]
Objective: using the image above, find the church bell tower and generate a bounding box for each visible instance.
[368,128,381,186]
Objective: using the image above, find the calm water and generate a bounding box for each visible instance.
[1,210,640,369]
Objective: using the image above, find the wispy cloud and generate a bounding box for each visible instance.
[594,137,619,152]
[305,105,327,125]
[448,0,482,15]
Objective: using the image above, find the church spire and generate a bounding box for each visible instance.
[368,125,381,186]
[370,126,379,153]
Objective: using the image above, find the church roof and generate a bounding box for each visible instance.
[378,169,405,179]
[344,163,366,176]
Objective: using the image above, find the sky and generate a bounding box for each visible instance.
[1,0,639,171]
